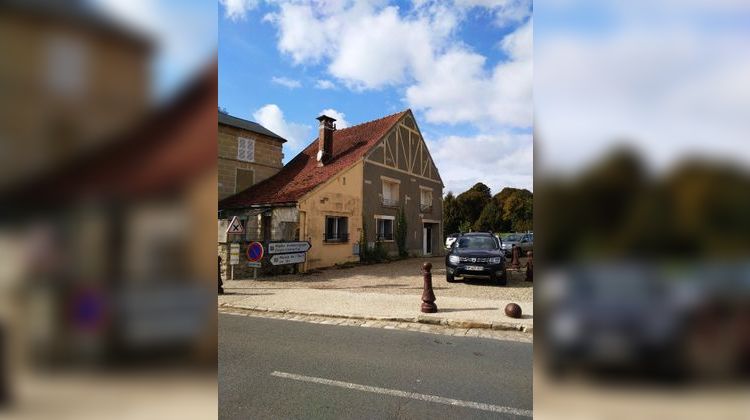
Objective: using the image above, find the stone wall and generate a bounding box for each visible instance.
[218,124,284,199]
[218,206,299,279]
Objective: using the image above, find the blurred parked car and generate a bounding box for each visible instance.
[541,264,750,379]
[445,232,507,285]
[501,232,533,257]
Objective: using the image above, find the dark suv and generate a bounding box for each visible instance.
[445,232,507,285]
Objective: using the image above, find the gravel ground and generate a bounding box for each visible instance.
[225,256,533,303]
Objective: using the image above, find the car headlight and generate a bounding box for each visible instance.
[448,255,460,264]
[490,257,503,264]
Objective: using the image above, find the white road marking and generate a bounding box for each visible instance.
[270,371,532,417]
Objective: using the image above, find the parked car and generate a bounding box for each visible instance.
[445,233,460,249]
[445,232,507,285]
[501,232,533,257]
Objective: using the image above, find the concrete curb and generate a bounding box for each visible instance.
[219,302,532,333]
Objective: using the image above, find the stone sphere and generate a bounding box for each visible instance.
[504,303,522,319]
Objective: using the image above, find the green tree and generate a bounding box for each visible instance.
[443,192,461,238]
[456,182,492,228]
[501,189,533,232]
[359,215,370,262]
[396,205,408,258]
[473,199,503,232]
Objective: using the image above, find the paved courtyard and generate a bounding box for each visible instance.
[223,256,533,303]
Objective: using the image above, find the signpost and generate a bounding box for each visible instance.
[225,217,244,280]
[270,253,306,266]
[267,241,312,254]
[246,241,264,279]
[229,243,240,280]
[226,216,245,234]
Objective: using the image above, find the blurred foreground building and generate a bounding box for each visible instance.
[0,0,152,192]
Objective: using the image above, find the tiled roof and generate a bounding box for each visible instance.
[219,111,287,143]
[219,109,409,209]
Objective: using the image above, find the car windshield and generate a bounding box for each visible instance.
[505,234,521,242]
[456,237,498,250]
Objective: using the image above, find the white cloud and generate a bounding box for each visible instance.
[271,76,302,88]
[428,132,533,193]
[318,109,350,128]
[315,79,336,89]
[266,2,531,128]
[454,0,531,26]
[252,104,312,152]
[535,5,750,174]
[260,0,533,188]
[219,0,258,21]
[406,19,532,128]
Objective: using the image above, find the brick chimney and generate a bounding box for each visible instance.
[316,114,336,166]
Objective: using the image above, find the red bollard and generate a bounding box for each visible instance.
[525,250,533,282]
[511,245,521,269]
[420,262,437,313]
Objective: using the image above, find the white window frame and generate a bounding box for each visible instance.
[325,216,349,243]
[374,215,395,242]
[381,177,400,206]
[419,186,433,206]
[237,136,255,162]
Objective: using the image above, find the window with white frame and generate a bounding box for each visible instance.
[381,178,400,207]
[325,216,349,242]
[375,216,394,241]
[237,137,255,162]
[420,187,433,212]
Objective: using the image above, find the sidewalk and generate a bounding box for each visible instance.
[219,288,533,333]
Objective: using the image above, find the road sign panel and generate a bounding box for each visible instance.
[226,216,245,234]
[229,243,240,265]
[267,241,312,254]
[247,261,262,268]
[270,253,306,265]
[246,241,264,262]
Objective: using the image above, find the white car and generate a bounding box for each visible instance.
[445,233,460,249]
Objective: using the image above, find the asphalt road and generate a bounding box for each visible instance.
[219,314,532,419]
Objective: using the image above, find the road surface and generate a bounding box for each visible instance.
[219,314,532,419]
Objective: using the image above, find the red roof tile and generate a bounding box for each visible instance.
[220,109,409,209]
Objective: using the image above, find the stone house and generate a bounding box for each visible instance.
[217,111,286,200]
[219,109,444,276]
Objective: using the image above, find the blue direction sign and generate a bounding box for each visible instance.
[246,241,264,262]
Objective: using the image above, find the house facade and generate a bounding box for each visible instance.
[217,111,286,200]
[218,109,443,276]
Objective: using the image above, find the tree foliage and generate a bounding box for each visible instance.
[456,182,492,226]
[443,192,461,237]
[396,205,408,258]
[442,183,533,240]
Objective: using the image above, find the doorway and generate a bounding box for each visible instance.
[423,224,433,256]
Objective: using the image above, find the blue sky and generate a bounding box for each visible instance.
[219,0,532,195]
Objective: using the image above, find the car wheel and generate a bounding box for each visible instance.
[446,272,457,283]
[494,270,507,286]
